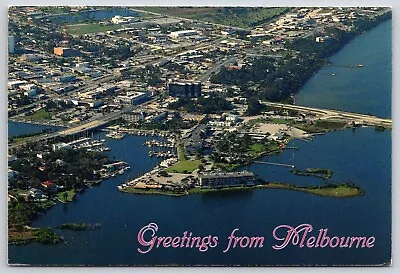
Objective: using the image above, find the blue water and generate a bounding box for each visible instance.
[296,19,392,118]
[7,128,391,266]
[8,121,63,138]
[8,19,392,266]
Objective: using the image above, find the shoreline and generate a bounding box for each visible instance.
[121,181,364,198]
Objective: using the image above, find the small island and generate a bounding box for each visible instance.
[291,168,334,180]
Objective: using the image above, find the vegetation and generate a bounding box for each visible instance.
[56,189,76,203]
[33,228,62,244]
[8,128,54,144]
[169,94,233,114]
[135,7,291,28]
[293,120,348,133]
[25,109,54,121]
[9,227,62,245]
[291,168,334,180]
[123,181,363,198]
[166,160,202,174]
[66,23,121,35]
[211,12,392,103]
[212,132,281,171]
[134,116,197,132]
[262,182,364,198]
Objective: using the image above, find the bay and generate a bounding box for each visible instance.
[7,19,392,266]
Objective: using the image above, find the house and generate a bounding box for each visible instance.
[28,188,45,200]
[41,181,58,193]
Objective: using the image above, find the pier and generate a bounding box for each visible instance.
[254,161,295,168]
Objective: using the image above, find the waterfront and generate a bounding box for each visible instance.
[8,121,63,138]
[8,18,392,266]
[8,127,391,266]
[296,19,392,118]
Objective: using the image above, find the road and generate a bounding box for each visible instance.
[261,101,392,127]
[196,57,236,82]
[8,98,159,149]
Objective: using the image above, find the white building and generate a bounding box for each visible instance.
[168,30,199,38]
[111,15,136,24]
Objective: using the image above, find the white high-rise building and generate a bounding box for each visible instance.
[8,35,15,54]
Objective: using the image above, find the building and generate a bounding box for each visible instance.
[122,111,145,123]
[28,188,45,200]
[168,30,199,38]
[59,75,77,83]
[145,112,168,123]
[8,35,15,54]
[41,181,58,193]
[168,82,201,98]
[198,171,255,188]
[54,47,80,57]
[111,15,137,24]
[117,92,148,105]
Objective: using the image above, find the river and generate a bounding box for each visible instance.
[296,19,392,119]
[8,19,392,266]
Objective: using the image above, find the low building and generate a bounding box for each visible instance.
[122,111,145,123]
[168,81,201,98]
[198,171,255,188]
[145,112,168,123]
[41,181,58,193]
[117,92,148,105]
[54,47,80,57]
[28,188,45,200]
[111,15,137,24]
[168,30,199,38]
[59,75,77,83]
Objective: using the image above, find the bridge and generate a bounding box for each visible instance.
[8,99,157,150]
[261,101,392,128]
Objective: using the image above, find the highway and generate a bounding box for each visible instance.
[261,101,392,127]
[8,98,158,150]
[196,56,236,82]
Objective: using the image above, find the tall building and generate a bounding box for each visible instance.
[8,35,15,54]
[198,171,255,188]
[168,81,201,98]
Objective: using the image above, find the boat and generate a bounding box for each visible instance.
[106,132,126,139]
[357,64,364,68]
[331,73,336,76]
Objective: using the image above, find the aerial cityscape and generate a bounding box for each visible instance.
[7,6,392,266]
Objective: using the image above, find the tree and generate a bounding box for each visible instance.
[246,97,264,115]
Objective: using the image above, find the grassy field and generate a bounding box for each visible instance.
[294,120,348,133]
[25,109,54,121]
[262,183,363,198]
[56,189,76,203]
[165,144,201,173]
[134,7,291,28]
[166,160,201,173]
[66,23,121,35]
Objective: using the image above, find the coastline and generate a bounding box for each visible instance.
[7,12,391,248]
[121,181,364,198]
